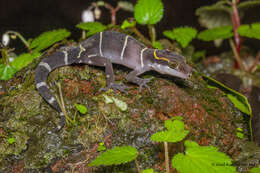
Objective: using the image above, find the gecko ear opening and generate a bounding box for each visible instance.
[169,61,179,69]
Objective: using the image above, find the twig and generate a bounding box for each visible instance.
[229,39,245,71]
[56,82,73,124]
[104,3,120,25]
[135,159,142,173]
[230,0,241,54]
[131,27,152,46]
[148,24,156,44]
[164,142,170,173]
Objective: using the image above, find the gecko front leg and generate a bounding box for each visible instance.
[82,56,128,93]
[126,67,152,92]
[99,59,128,93]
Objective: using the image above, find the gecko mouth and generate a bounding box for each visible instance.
[152,64,190,79]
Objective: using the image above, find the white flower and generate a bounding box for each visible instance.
[2,33,10,46]
[81,10,94,22]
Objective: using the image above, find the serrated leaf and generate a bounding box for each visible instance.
[172,140,236,173]
[76,22,107,37]
[163,27,197,48]
[29,29,70,51]
[118,1,134,12]
[121,20,136,29]
[238,23,260,39]
[88,146,138,166]
[0,64,17,80]
[202,75,252,116]
[151,119,189,143]
[74,103,88,114]
[197,26,233,41]
[11,51,41,70]
[134,0,164,25]
[195,2,231,29]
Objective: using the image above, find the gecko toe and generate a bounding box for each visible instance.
[99,83,128,94]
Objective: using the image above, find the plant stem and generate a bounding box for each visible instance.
[56,82,73,124]
[148,24,156,44]
[104,2,120,25]
[5,31,30,51]
[135,159,142,173]
[131,27,152,46]
[229,39,245,71]
[164,142,170,173]
[230,0,241,54]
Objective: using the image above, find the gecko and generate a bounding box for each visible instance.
[35,31,192,132]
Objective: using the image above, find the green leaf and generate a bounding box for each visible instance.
[163,27,197,48]
[11,51,41,71]
[74,103,88,114]
[29,29,70,51]
[195,2,231,29]
[152,41,163,50]
[88,146,138,166]
[7,137,15,144]
[237,127,243,132]
[250,167,260,173]
[97,142,106,151]
[118,1,134,12]
[227,94,250,115]
[236,132,244,139]
[142,169,157,173]
[0,64,17,80]
[121,20,136,29]
[112,97,128,111]
[238,23,260,39]
[76,22,107,37]
[151,119,189,143]
[197,26,233,41]
[134,0,164,25]
[202,75,252,116]
[172,140,236,173]
[103,94,113,104]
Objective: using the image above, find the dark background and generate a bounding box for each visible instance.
[0,0,259,54]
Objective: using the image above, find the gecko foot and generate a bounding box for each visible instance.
[138,78,152,92]
[99,83,128,94]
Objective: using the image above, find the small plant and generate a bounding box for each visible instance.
[196,0,260,71]
[0,29,70,80]
[88,117,236,173]
[150,117,189,173]
[74,103,88,114]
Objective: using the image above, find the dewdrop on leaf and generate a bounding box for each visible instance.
[2,33,10,46]
[81,10,94,22]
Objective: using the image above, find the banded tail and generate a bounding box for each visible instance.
[35,47,81,132]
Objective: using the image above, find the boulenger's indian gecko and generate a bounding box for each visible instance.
[35,31,192,132]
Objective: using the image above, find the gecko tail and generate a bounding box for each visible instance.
[35,50,78,132]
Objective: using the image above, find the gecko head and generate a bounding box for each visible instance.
[150,49,192,79]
